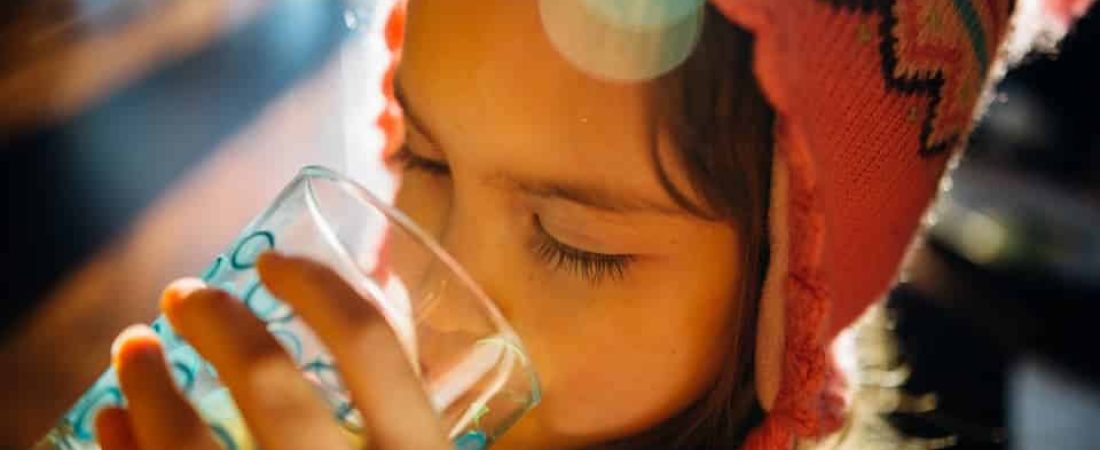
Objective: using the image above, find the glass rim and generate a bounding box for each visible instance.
[288,166,542,436]
[266,165,524,347]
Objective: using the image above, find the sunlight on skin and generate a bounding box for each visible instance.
[397,1,745,448]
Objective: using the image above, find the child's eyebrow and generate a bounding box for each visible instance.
[396,79,691,218]
[488,172,691,217]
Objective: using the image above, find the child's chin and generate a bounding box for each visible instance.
[490,405,622,450]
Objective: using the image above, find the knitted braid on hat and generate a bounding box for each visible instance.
[708,0,1021,448]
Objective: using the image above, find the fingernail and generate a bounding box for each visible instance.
[110,324,159,369]
[159,277,207,312]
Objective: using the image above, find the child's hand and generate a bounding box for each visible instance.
[94,252,452,450]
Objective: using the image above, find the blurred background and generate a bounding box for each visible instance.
[1,0,392,446]
[1,0,1098,449]
[876,5,1100,449]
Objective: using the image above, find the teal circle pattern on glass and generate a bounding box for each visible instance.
[269,328,303,363]
[243,280,295,324]
[171,361,196,392]
[334,400,359,426]
[302,358,358,426]
[71,385,123,440]
[53,228,283,448]
[301,359,346,392]
[201,255,226,282]
[150,318,183,348]
[210,423,238,450]
[230,230,275,270]
[454,430,488,450]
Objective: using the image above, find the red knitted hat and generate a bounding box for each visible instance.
[708,0,1092,448]
[372,0,1091,448]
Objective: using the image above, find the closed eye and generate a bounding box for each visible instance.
[391,145,451,176]
[530,215,635,285]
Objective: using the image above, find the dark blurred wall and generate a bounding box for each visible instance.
[968,7,1100,196]
[887,5,1100,449]
[2,0,350,332]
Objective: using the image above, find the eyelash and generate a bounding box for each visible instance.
[395,146,633,285]
[531,215,635,285]
[393,145,451,176]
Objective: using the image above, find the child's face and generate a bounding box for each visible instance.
[395,1,746,448]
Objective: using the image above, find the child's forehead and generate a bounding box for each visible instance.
[400,5,650,148]
[405,0,697,81]
[399,0,706,216]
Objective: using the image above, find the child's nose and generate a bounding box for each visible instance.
[432,205,516,323]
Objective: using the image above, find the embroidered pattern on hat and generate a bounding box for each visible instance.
[825,0,1014,156]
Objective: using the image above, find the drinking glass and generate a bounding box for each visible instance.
[37,165,540,450]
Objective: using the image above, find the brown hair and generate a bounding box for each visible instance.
[604,5,775,449]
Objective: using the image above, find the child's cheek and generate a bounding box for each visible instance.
[520,298,725,442]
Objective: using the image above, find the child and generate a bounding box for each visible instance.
[95,0,1090,449]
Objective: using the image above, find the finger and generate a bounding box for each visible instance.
[257,252,451,450]
[94,408,139,450]
[112,323,220,450]
[162,279,350,450]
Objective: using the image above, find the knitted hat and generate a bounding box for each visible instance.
[708,0,1092,448]
[372,0,1091,448]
